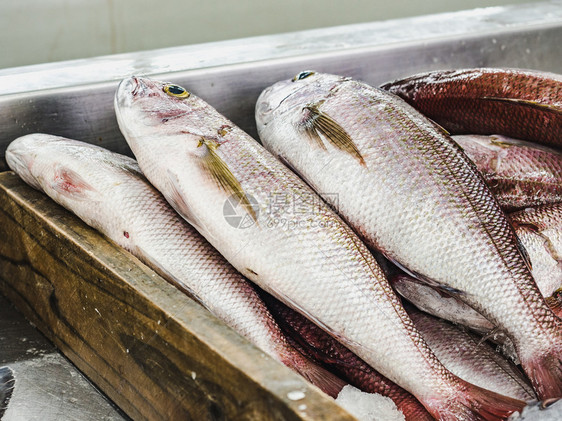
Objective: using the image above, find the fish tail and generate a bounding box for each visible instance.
[0,366,15,417]
[520,342,562,400]
[424,379,525,421]
[290,355,347,398]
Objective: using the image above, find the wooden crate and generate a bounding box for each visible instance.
[0,171,354,421]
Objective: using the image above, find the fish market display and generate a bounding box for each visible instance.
[115,76,525,420]
[255,71,562,401]
[261,291,433,421]
[408,309,536,402]
[509,203,562,304]
[5,133,346,398]
[452,134,562,211]
[379,68,562,147]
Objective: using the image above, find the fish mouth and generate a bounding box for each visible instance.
[256,80,306,127]
[5,137,41,190]
[116,76,150,108]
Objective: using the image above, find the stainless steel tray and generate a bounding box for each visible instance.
[0,1,561,172]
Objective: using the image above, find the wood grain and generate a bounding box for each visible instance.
[0,171,354,421]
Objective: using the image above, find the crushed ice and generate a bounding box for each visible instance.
[335,384,405,421]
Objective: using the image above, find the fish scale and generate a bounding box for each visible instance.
[5,133,346,398]
[256,71,562,403]
[452,134,562,211]
[379,68,562,147]
[116,76,525,420]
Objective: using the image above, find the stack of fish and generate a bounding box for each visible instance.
[4,66,562,421]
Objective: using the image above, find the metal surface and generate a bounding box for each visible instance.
[0,295,127,421]
[0,2,561,172]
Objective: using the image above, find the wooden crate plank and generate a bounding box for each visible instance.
[0,171,354,421]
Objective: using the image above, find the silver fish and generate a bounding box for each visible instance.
[409,309,536,402]
[255,71,562,401]
[115,76,525,421]
[5,133,345,397]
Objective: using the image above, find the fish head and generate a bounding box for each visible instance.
[255,71,347,128]
[6,133,56,191]
[115,76,217,141]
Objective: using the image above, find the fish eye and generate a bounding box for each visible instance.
[292,71,316,82]
[163,84,190,98]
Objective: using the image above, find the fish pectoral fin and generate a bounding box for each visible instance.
[198,138,258,223]
[52,166,98,200]
[482,97,562,115]
[515,233,533,271]
[301,104,366,166]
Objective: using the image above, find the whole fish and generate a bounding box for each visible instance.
[115,76,525,420]
[509,203,562,301]
[256,70,562,400]
[5,133,346,398]
[408,309,536,402]
[452,134,562,211]
[0,367,15,419]
[259,290,434,421]
[379,68,562,147]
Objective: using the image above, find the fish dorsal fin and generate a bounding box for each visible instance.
[515,233,533,271]
[546,290,562,318]
[482,97,562,115]
[302,104,366,166]
[428,118,451,136]
[197,138,258,223]
[52,166,98,200]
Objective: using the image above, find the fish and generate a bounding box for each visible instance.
[509,203,562,303]
[391,274,520,364]
[255,70,562,401]
[259,290,434,421]
[5,133,346,398]
[408,309,536,402]
[115,75,525,420]
[379,68,562,147]
[0,366,15,419]
[391,274,495,335]
[452,134,562,211]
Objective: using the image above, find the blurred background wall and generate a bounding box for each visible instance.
[0,0,541,69]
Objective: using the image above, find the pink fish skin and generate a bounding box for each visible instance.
[453,134,562,211]
[379,68,562,147]
[509,203,562,301]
